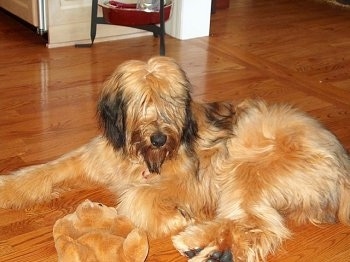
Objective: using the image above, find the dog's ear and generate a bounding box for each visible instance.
[204,102,235,130]
[97,92,126,150]
[181,97,198,147]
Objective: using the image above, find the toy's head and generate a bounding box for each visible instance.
[53,200,149,262]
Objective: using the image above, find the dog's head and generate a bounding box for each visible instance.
[98,56,198,173]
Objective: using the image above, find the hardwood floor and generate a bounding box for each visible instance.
[0,0,349,261]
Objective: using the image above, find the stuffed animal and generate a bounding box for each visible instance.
[53,199,149,262]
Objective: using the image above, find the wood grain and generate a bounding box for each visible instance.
[0,0,350,261]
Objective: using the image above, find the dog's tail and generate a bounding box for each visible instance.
[338,155,350,225]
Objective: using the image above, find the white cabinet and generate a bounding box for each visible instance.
[0,0,151,47]
[1,0,212,47]
[0,0,39,27]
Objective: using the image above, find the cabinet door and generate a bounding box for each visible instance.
[0,0,38,26]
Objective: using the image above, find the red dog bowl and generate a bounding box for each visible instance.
[100,1,172,26]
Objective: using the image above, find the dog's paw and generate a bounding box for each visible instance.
[173,234,233,261]
[172,221,236,262]
[205,250,233,262]
[184,248,203,259]
[182,246,233,262]
[0,181,24,209]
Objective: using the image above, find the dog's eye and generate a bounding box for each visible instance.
[98,203,103,207]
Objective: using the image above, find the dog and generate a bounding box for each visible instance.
[0,56,349,262]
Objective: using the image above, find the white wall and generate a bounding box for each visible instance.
[165,0,212,40]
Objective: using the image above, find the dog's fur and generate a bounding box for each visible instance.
[0,56,349,262]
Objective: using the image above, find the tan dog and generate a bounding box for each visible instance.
[173,99,350,261]
[0,56,349,262]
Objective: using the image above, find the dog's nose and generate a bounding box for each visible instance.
[150,132,167,147]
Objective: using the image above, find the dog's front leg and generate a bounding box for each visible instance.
[173,209,291,262]
[0,136,114,209]
[116,184,193,239]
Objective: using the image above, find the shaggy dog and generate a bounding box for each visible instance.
[0,56,349,262]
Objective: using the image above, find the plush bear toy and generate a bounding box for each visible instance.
[53,199,149,262]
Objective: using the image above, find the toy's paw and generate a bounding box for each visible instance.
[124,228,149,262]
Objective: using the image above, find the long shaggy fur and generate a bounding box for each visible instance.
[0,56,349,261]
